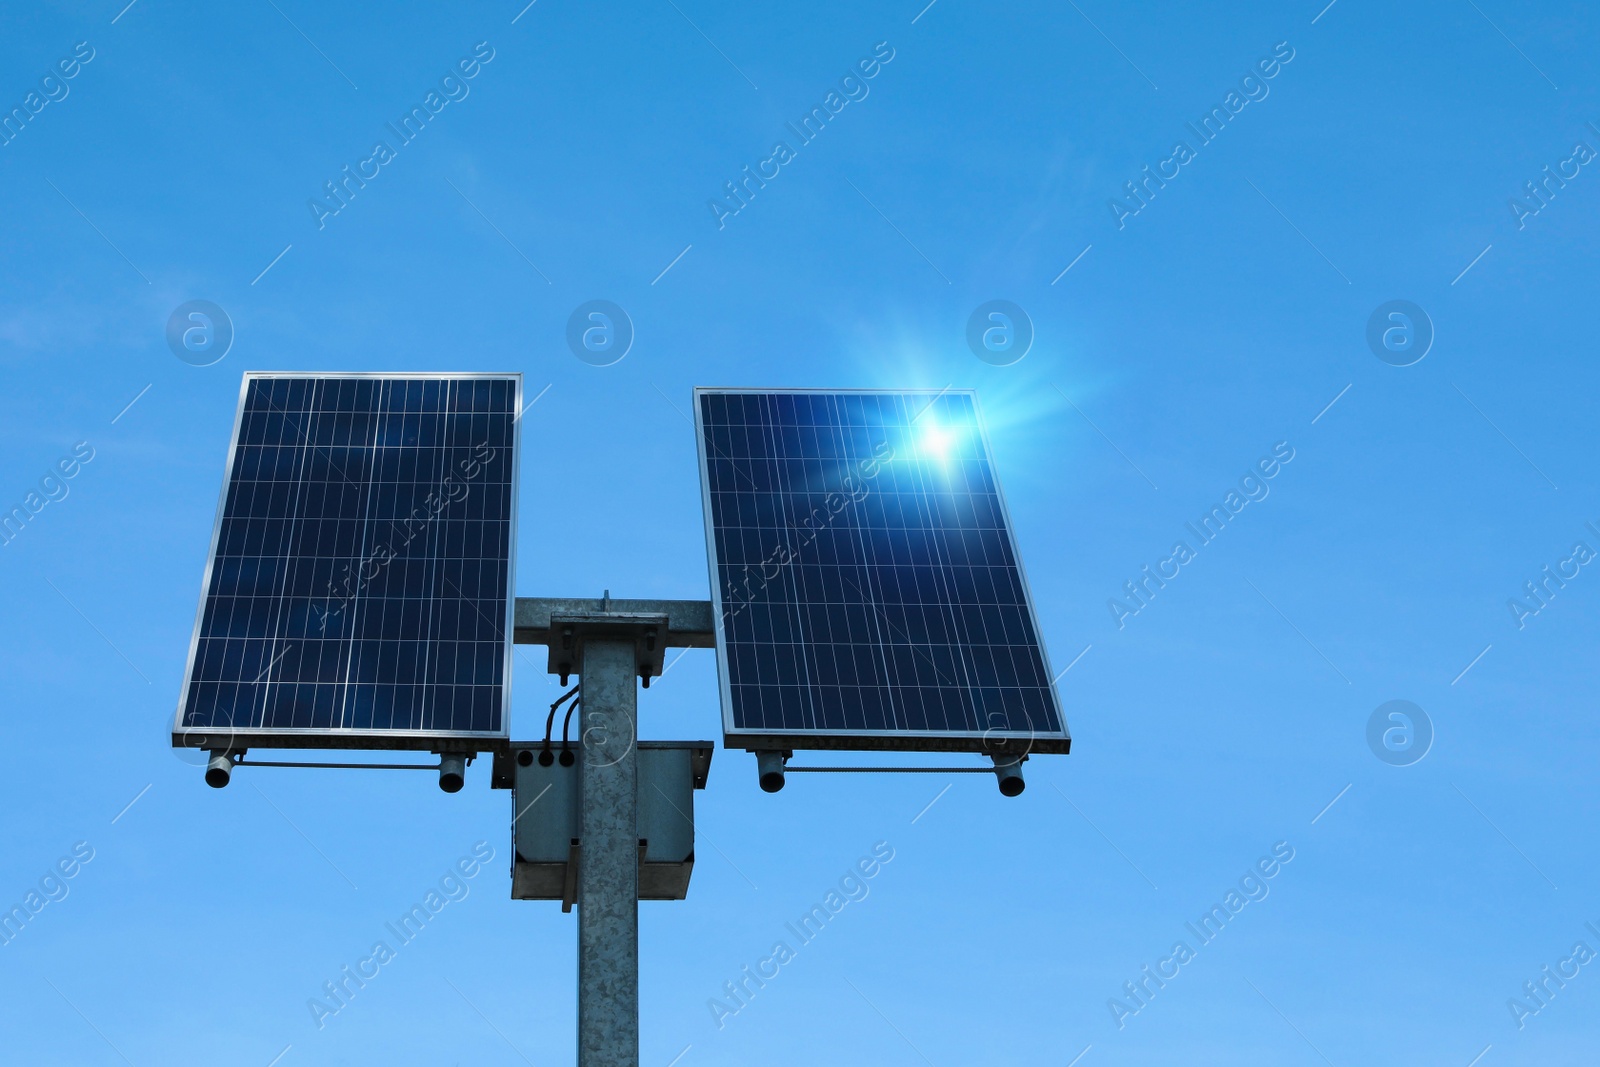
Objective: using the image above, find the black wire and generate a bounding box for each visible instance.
[543,684,580,752]
[561,699,580,751]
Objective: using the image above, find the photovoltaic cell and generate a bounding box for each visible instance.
[172,373,519,750]
[694,389,1068,754]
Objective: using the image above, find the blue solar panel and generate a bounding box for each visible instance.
[694,389,1068,754]
[173,373,520,751]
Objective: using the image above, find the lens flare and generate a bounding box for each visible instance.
[918,419,959,462]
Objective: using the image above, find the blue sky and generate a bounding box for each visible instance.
[2,0,1598,1064]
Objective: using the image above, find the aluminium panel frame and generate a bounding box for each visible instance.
[692,386,1071,756]
[170,370,522,753]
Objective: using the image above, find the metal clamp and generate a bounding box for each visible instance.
[513,594,715,686]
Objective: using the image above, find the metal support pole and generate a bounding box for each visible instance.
[515,597,713,1065]
[578,638,639,1067]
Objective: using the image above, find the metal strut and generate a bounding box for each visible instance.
[783,766,992,773]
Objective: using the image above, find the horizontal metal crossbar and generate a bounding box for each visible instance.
[784,766,992,774]
[233,758,443,771]
[514,597,715,648]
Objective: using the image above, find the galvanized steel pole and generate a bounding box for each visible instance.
[578,637,639,1067]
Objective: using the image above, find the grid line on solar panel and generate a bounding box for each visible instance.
[174,373,519,749]
[695,389,1066,752]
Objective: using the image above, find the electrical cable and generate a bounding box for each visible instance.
[541,684,580,765]
[560,699,580,766]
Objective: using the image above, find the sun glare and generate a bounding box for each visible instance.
[918,420,958,463]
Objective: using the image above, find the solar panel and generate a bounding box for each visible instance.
[172,372,520,752]
[694,388,1068,755]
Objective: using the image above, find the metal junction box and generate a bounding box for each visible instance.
[510,741,712,906]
